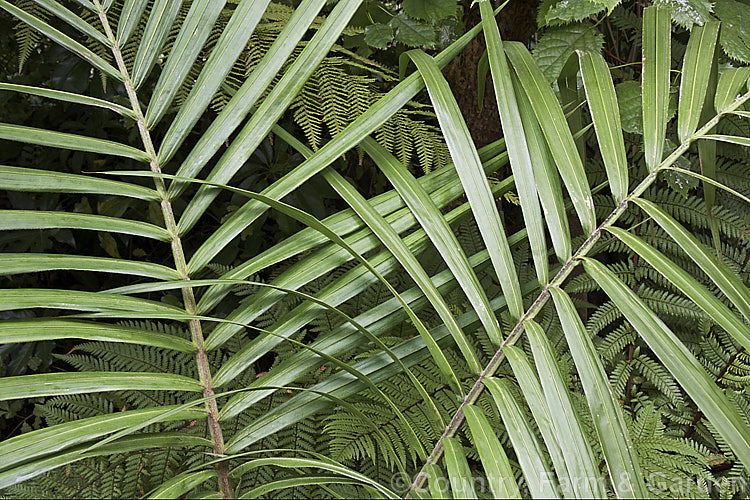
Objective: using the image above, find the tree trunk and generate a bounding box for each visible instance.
[445,0,539,147]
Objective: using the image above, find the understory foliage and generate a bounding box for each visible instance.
[1,0,750,499]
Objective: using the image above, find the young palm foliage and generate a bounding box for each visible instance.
[1,0,750,497]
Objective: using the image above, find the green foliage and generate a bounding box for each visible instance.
[9,0,49,73]
[541,0,609,26]
[715,0,750,63]
[539,0,750,64]
[355,0,462,52]
[2,0,750,498]
[402,0,458,24]
[656,0,714,29]
[206,3,452,173]
[388,14,435,47]
[532,22,604,81]
[629,402,715,499]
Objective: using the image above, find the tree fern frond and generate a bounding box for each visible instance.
[632,354,684,406]
[598,323,636,364]
[610,358,635,399]
[10,0,49,72]
[586,299,624,338]
[118,0,150,72]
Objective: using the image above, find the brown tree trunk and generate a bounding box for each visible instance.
[445,0,539,148]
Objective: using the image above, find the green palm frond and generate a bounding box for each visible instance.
[2,0,750,498]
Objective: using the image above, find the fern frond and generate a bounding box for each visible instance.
[598,323,636,363]
[632,354,684,406]
[10,0,49,72]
